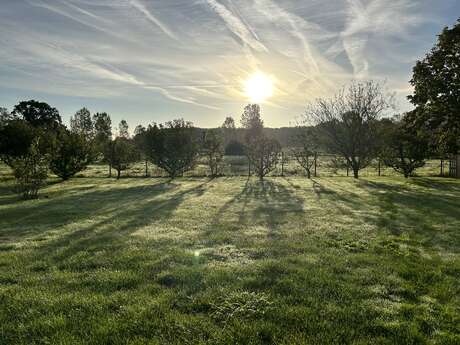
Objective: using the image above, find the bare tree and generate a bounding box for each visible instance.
[247,136,281,180]
[304,81,393,178]
[290,127,318,179]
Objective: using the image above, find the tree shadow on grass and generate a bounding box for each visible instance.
[318,178,460,251]
[33,180,211,266]
[210,178,306,238]
[0,179,210,249]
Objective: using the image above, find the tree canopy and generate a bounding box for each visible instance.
[407,18,460,155]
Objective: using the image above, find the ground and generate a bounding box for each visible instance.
[0,169,459,344]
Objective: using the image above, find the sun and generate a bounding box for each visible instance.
[244,72,274,103]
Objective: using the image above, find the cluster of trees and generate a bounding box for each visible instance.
[0,99,284,198]
[0,19,458,198]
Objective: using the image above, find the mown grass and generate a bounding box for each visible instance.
[0,165,459,344]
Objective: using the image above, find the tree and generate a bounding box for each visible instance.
[49,129,95,180]
[239,104,280,180]
[93,112,113,175]
[247,136,281,180]
[0,120,37,167]
[408,19,460,155]
[10,138,50,200]
[106,137,139,179]
[290,127,318,179]
[118,119,129,139]
[304,81,393,178]
[202,129,224,177]
[222,116,237,146]
[145,119,199,178]
[12,100,61,130]
[240,104,264,145]
[0,120,52,199]
[70,107,94,139]
[133,125,150,177]
[93,112,112,147]
[380,116,428,178]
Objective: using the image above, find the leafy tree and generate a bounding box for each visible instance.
[222,116,237,146]
[93,112,113,175]
[10,138,50,200]
[247,136,281,180]
[240,104,280,179]
[290,127,318,179]
[241,104,263,145]
[202,129,224,177]
[11,137,49,200]
[118,119,129,139]
[145,119,199,178]
[0,120,36,167]
[106,137,139,179]
[133,125,150,177]
[49,129,95,180]
[93,112,112,147]
[0,120,53,199]
[380,117,428,178]
[70,107,94,139]
[304,81,393,178]
[407,18,460,155]
[12,100,61,130]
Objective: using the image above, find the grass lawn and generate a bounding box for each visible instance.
[0,170,459,344]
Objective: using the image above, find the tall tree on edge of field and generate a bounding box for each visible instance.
[407,18,460,156]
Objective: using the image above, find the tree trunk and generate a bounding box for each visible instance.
[307,170,311,179]
[117,169,121,180]
[353,167,359,179]
[109,164,112,178]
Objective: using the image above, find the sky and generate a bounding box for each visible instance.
[0,0,459,128]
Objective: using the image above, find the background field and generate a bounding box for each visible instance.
[72,156,450,179]
[0,165,459,344]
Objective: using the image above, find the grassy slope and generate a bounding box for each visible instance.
[0,171,459,344]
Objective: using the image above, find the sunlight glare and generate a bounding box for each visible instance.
[244,72,274,103]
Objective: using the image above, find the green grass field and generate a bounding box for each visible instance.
[0,166,459,344]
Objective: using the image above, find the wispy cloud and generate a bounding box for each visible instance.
[205,0,267,52]
[341,0,425,77]
[2,0,458,126]
[27,0,125,40]
[127,0,177,40]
